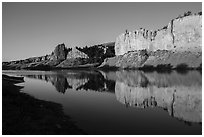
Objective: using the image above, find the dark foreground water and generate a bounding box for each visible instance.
[3,70,202,135]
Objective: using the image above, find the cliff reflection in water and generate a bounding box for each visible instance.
[24,70,201,124]
[25,71,115,93]
[104,70,202,123]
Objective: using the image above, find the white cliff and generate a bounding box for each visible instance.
[115,14,202,56]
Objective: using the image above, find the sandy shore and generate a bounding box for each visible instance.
[2,74,85,135]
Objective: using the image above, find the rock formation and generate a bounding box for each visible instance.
[50,43,68,60]
[101,13,202,69]
[2,43,91,70]
[57,48,89,68]
[66,48,89,59]
[2,12,202,70]
[115,14,201,55]
[2,42,115,70]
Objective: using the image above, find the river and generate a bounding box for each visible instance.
[3,70,202,135]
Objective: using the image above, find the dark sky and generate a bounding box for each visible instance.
[2,2,202,61]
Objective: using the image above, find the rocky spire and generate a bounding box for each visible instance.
[50,43,68,60]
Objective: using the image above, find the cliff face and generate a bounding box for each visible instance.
[100,14,202,69]
[115,15,202,56]
[173,15,202,52]
[115,29,155,55]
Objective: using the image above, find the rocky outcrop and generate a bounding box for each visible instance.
[115,14,202,55]
[101,14,202,69]
[57,48,89,68]
[66,48,88,59]
[44,43,70,67]
[115,29,155,55]
[172,15,202,52]
[50,43,68,61]
[2,44,90,70]
[2,43,70,70]
[3,42,115,70]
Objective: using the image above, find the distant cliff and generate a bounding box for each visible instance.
[100,12,202,69]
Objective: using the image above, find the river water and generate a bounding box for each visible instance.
[3,70,202,135]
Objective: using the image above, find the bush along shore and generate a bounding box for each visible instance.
[2,74,86,135]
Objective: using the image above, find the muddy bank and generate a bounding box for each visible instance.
[2,74,85,135]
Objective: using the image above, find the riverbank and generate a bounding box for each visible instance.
[2,74,85,135]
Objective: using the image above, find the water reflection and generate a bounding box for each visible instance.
[104,70,202,123]
[15,70,201,124]
[24,71,115,93]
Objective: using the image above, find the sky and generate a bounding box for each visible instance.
[2,2,202,61]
